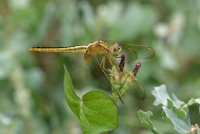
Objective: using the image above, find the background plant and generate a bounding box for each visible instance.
[138,85,200,134]
[0,0,200,133]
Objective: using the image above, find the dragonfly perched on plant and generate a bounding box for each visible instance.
[29,40,155,103]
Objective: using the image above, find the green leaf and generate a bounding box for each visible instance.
[175,109,187,119]
[152,85,191,133]
[152,85,170,106]
[184,98,200,108]
[152,85,185,109]
[167,99,187,119]
[182,98,200,116]
[137,110,160,134]
[64,65,81,117]
[64,65,118,134]
[80,90,118,134]
[171,94,185,108]
[163,107,190,134]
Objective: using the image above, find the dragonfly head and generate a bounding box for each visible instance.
[110,43,122,56]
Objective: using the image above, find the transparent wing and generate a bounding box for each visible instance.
[118,76,146,100]
[131,79,146,100]
[120,44,155,61]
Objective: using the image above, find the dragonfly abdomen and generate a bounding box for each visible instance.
[29,46,88,53]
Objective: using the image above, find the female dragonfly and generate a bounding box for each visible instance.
[29,40,155,103]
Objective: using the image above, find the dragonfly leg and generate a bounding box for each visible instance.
[108,54,118,67]
[99,57,110,73]
[95,56,124,104]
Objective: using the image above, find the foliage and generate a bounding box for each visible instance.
[64,65,118,134]
[137,110,160,134]
[138,85,200,134]
[1,0,200,134]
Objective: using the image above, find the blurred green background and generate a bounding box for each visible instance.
[1,0,200,133]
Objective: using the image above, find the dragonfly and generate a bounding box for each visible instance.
[29,40,154,72]
[29,40,155,103]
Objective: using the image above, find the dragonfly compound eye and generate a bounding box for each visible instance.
[112,43,121,52]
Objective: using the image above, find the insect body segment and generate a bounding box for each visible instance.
[29,46,88,53]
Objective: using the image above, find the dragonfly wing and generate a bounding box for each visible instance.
[130,78,146,100]
[121,44,155,61]
[114,72,146,100]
